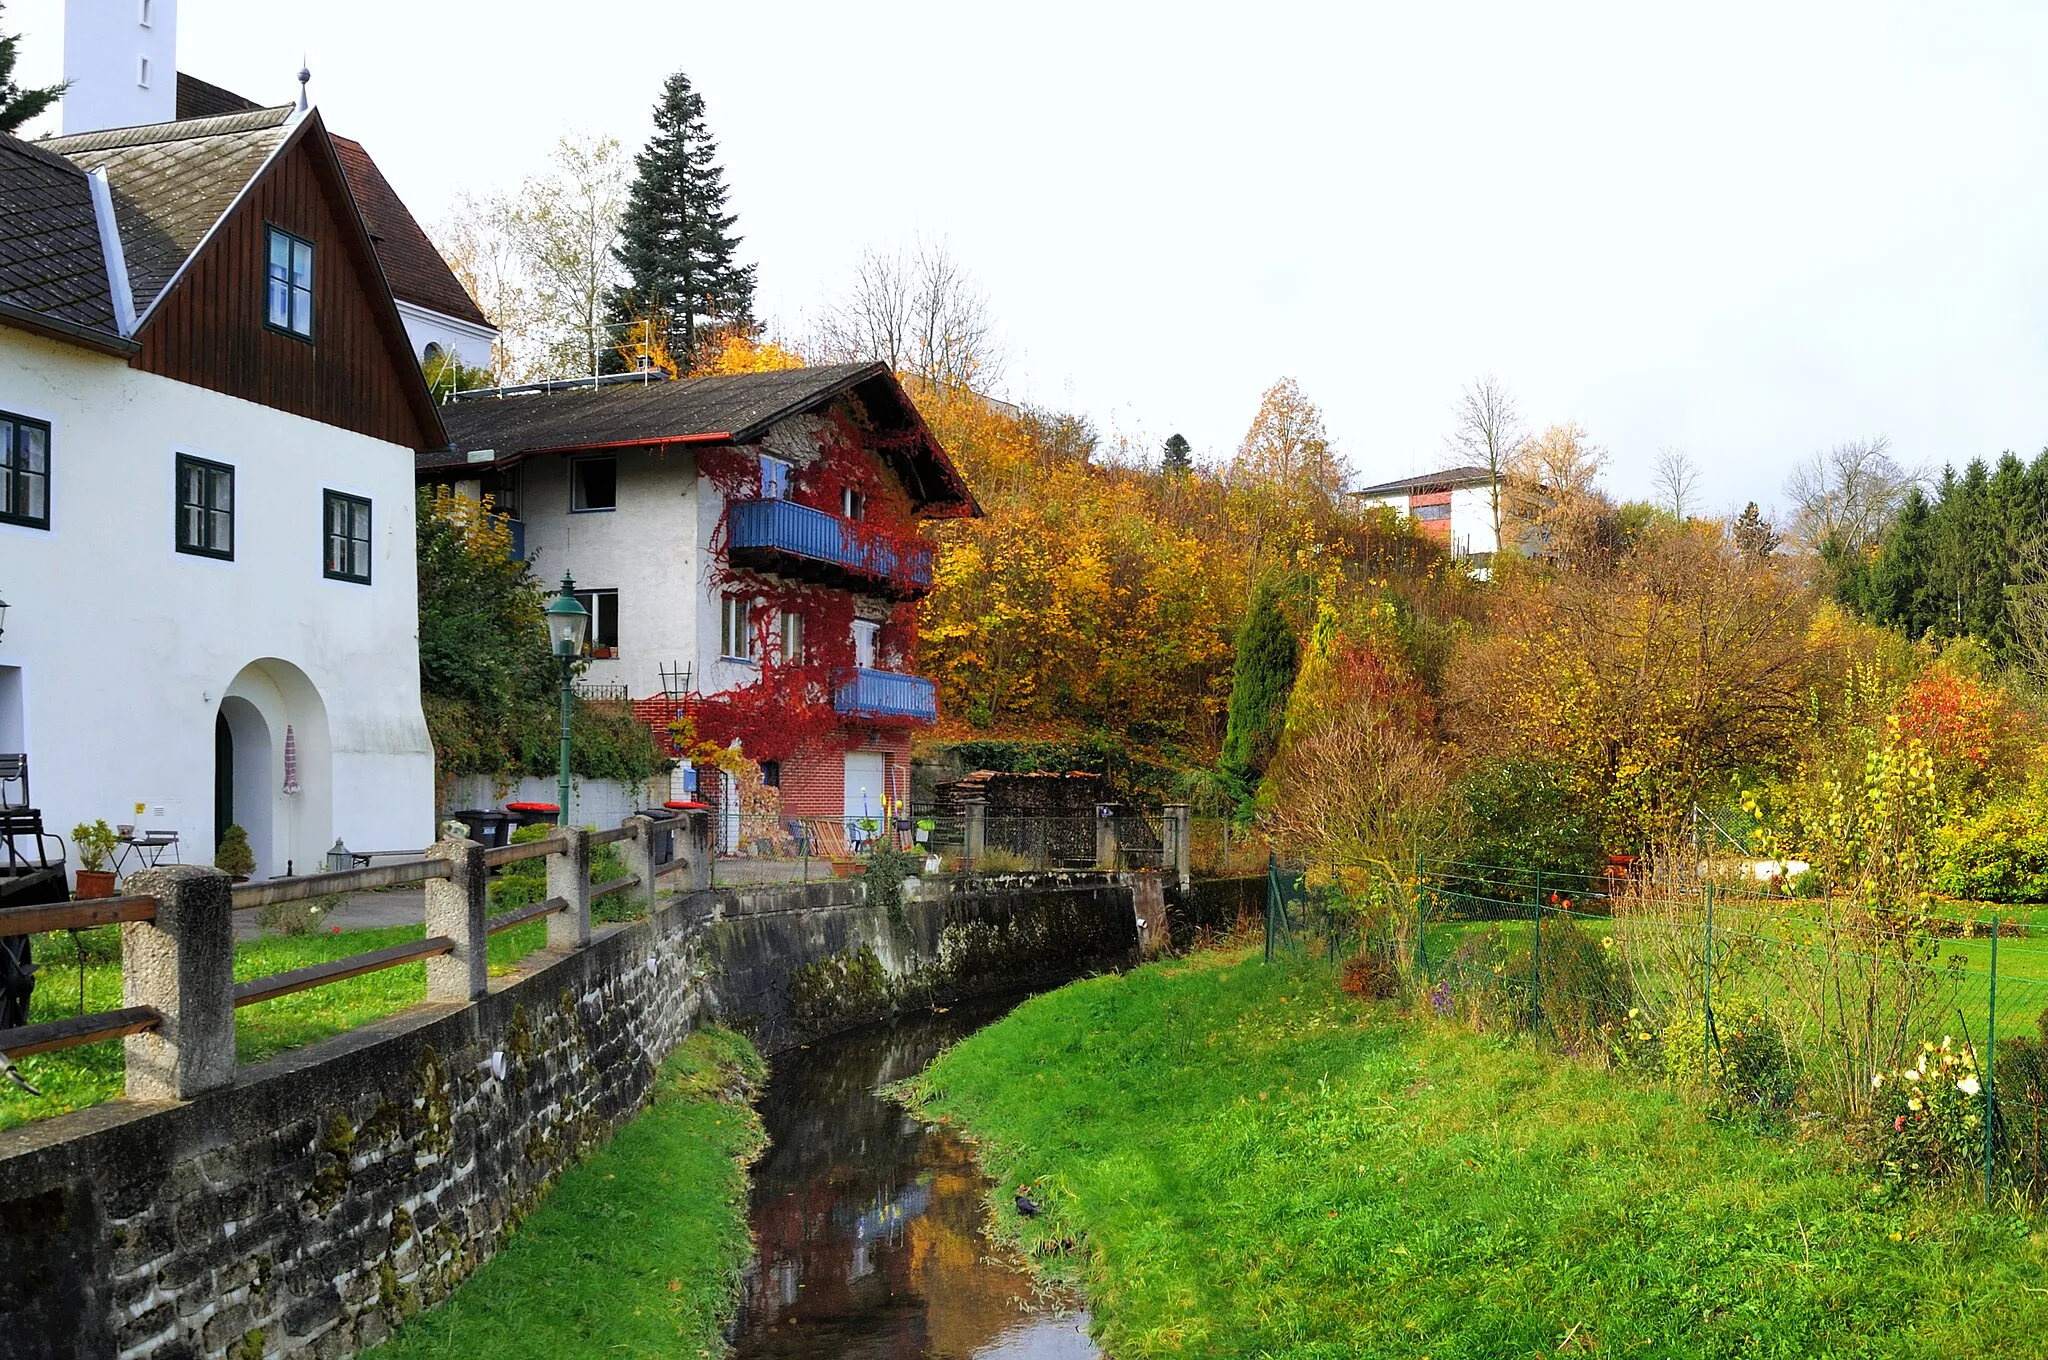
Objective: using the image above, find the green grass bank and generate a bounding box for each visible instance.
[366,1026,767,1360]
[906,948,2048,1359]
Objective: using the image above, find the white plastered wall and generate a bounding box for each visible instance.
[0,327,435,881]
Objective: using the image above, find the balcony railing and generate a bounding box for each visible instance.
[727,498,934,597]
[833,668,938,723]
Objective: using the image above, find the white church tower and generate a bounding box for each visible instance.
[62,0,178,133]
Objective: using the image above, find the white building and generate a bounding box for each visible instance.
[1351,464,1503,563]
[421,365,978,841]
[0,105,446,884]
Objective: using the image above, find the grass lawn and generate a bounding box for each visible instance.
[907,947,2048,1359]
[365,1027,766,1360]
[0,918,552,1132]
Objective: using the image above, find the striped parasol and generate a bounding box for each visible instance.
[282,724,300,795]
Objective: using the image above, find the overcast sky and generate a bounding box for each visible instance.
[16,2,2048,515]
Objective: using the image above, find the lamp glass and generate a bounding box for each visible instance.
[545,586,588,658]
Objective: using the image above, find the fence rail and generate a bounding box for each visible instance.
[232,937,456,1009]
[0,894,157,936]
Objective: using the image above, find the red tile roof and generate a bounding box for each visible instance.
[330,136,492,331]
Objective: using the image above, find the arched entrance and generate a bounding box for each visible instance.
[213,659,330,879]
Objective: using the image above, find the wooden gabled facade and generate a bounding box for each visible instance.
[128,113,445,452]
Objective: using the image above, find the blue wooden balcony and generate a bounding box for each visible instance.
[727,498,934,599]
[833,668,938,723]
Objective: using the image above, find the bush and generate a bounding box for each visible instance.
[1933,797,2048,903]
[1664,996,1793,1113]
[1455,758,1606,881]
[1340,945,1400,1001]
[489,823,636,920]
[1870,1036,1983,1185]
[1502,917,1630,1053]
[215,824,256,879]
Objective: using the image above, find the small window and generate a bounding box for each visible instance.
[323,490,371,582]
[140,0,153,25]
[422,342,444,364]
[265,227,314,338]
[571,456,617,511]
[841,486,865,521]
[852,619,880,670]
[774,609,804,665]
[760,759,781,789]
[0,412,50,530]
[573,588,620,657]
[138,56,151,87]
[176,455,233,559]
[719,594,753,660]
[760,454,789,499]
[1411,502,1451,522]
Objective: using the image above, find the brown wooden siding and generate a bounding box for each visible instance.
[130,133,438,451]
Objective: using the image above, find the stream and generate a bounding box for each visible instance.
[728,994,1100,1359]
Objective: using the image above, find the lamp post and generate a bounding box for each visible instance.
[544,573,590,828]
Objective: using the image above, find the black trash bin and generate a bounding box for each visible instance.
[447,809,512,848]
[634,809,676,867]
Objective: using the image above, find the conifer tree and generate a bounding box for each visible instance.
[0,3,63,134]
[1161,433,1194,476]
[1219,583,1299,797]
[1732,502,1779,562]
[609,70,756,373]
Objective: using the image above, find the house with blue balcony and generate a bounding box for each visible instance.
[418,362,977,842]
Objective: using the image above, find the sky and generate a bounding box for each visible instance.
[16,2,2048,518]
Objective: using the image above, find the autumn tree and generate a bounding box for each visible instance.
[1653,447,1700,521]
[610,70,756,373]
[1784,435,1915,559]
[1231,378,1344,501]
[1504,422,1613,565]
[1446,375,1522,543]
[816,239,996,391]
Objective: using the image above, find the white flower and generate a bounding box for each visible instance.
[1959,1076,1982,1097]
[1873,1073,1885,1090]
[1908,1097,1924,1112]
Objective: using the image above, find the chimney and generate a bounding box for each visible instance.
[62,0,178,134]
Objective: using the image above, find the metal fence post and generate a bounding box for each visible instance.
[1987,915,2000,1208]
[122,864,236,1101]
[546,825,592,950]
[1264,852,1278,964]
[1414,852,1426,976]
[1531,868,1543,1034]
[1703,882,1716,1083]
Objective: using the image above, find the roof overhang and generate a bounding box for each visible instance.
[0,299,138,356]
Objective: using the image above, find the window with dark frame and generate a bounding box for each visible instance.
[571,456,617,511]
[760,760,781,789]
[324,490,371,582]
[265,226,314,338]
[572,588,620,657]
[0,411,50,530]
[1411,502,1452,522]
[175,454,234,559]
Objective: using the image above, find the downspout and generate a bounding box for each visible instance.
[86,168,137,338]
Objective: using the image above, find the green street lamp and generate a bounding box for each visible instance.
[544,574,590,827]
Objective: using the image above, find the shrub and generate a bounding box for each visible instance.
[1340,945,1400,1001]
[1454,758,1606,881]
[488,823,634,919]
[1933,797,2048,903]
[1664,996,1794,1113]
[256,892,346,936]
[1503,917,1630,1053]
[1609,1007,1664,1074]
[1870,1036,1983,1185]
[215,824,256,879]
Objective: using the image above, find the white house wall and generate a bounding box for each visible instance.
[395,300,498,378]
[1449,484,1500,556]
[0,328,435,880]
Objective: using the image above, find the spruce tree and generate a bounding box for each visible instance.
[0,3,63,134]
[1161,433,1194,477]
[1219,583,1299,797]
[609,70,756,373]
[1732,502,1778,562]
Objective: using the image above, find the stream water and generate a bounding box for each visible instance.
[728,994,1100,1359]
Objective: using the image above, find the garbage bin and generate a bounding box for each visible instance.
[447,809,512,848]
[631,809,677,867]
[503,802,561,830]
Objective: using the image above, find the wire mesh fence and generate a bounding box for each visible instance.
[694,807,1173,886]
[1258,853,2048,1205]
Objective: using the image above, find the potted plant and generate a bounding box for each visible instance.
[71,819,120,898]
[913,817,934,845]
[215,824,256,882]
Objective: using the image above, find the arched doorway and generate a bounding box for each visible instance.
[214,660,330,879]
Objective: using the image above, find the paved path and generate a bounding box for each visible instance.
[233,887,425,941]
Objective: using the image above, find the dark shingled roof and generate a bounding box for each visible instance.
[176,73,265,119]
[430,363,978,514]
[1351,464,1496,498]
[0,132,118,336]
[331,137,492,330]
[44,107,294,316]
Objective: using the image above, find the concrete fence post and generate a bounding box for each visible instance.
[680,811,713,892]
[547,826,592,949]
[1164,803,1192,891]
[962,796,986,873]
[1095,805,1120,871]
[122,864,235,1101]
[423,838,489,1002]
[623,814,659,914]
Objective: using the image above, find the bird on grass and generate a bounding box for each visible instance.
[1015,1187,1041,1218]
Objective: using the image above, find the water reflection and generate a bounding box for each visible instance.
[730,996,1099,1360]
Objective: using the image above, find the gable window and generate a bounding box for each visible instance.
[176,455,233,559]
[0,412,50,530]
[759,454,789,499]
[265,227,314,338]
[841,486,866,521]
[323,491,371,583]
[573,588,619,658]
[571,456,617,511]
[719,594,753,661]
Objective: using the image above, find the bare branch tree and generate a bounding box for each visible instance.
[1446,375,1523,543]
[815,237,999,390]
[437,193,534,386]
[1783,436,1916,556]
[1652,447,1701,521]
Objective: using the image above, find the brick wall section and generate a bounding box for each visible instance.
[0,872,1161,1360]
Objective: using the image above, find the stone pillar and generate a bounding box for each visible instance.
[961,796,986,873]
[423,837,488,1002]
[1095,805,1120,871]
[546,826,591,950]
[681,811,713,893]
[1164,803,1193,892]
[623,814,659,914]
[123,864,236,1101]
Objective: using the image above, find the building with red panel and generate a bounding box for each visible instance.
[422,363,977,845]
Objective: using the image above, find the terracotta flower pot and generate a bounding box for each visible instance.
[75,869,118,900]
[831,859,863,879]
